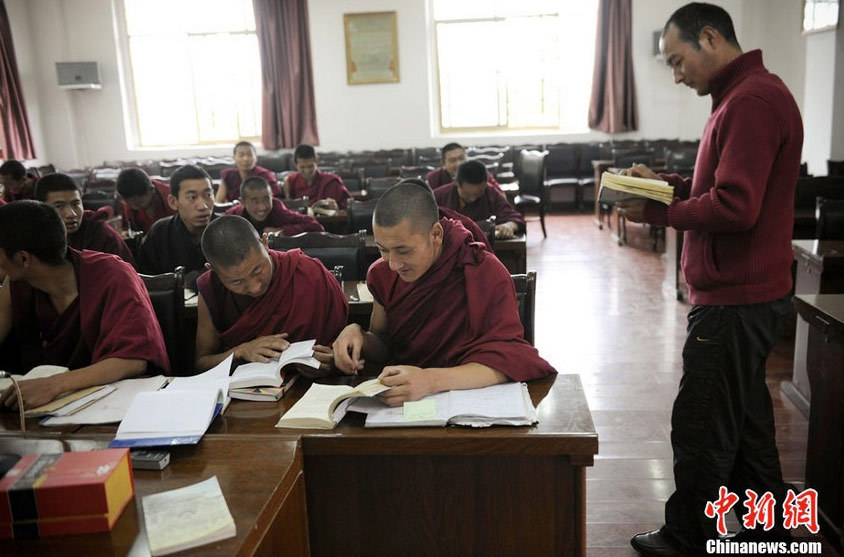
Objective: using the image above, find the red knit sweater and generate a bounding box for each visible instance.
[645,50,803,306]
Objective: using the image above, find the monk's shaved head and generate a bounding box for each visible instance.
[201,215,264,269]
[374,181,439,234]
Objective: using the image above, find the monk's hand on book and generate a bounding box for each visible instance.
[617,199,648,223]
[332,325,366,376]
[618,163,660,181]
[311,345,339,375]
[376,366,432,407]
[494,224,515,240]
[233,333,290,363]
[1,377,61,410]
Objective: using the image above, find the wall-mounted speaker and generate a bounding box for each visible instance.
[55,62,102,90]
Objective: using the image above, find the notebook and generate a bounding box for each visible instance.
[109,355,233,448]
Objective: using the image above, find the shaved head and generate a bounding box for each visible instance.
[374,181,439,234]
[201,215,264,269]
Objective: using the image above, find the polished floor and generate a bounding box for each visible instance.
[523,214,837,556]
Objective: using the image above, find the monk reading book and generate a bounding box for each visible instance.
[225,176,323,236]
[116,168,176,233]
[425,142,503,195]
[332,182,555,406]
[35,173,135,266]
[0,201,169,410]
[194,215,348,375]
[283,144,352,211]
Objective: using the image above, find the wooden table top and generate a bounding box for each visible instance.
[0,436,301,556]
[794,294,844,331]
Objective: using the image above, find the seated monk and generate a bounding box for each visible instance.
[137,164,217,288]
[283,144,352,211]
[226,176,323,236]
[426,142,502,194]
[0,201,169,409]
[35,173,135,266]
[0,160,38,203]
[434,160,525,240]
[332,182,555,405]
[217,141,281,203]
[194,215,348,374]
[116,167,176,233]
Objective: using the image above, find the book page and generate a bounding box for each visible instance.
[168,354,232,394]
[116,390,219,437]
[42,376,168,426]
[278,383,354,424]
[142,476,235,557]
[446,382,530,419]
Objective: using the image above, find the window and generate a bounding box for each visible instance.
[121,0,261,147]
[803,0,839,32]
[432,0,598,134]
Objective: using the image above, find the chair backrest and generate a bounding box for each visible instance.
[348,198,379,234]
[827,159,844,177]
[545,143,579,178]
[366,176,401,199]
[283,197,310,214]
[257,153,293,173]
[665,147,698,175]
[268,230,367,280]
[213,201,238,216]
[816,197,844,240]
[612,149,655,169]
[517,150,548,196]
[512,271,536,346]
[577,143,602,176]
[139,266,187,375]
[475,216,497,247]
[512,144,543,177]
[414,147,440,165]
[400,165,435,179]
[358,163,391,179]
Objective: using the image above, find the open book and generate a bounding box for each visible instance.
[229,374,299,402]
[110,355,233,448]
[228,339,318,390]
[348,382,538,428]
[599,172,675,205]
[275,379,392,429]
[142,476,235,556]
[0,365,115,418]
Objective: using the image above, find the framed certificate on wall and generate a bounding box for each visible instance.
[344,11,400,85]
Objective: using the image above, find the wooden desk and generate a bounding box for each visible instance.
[793,294,844,552]
[365,234,528,275]
[782,241,844,416]
[0,436,307,556]
[65,374,596,556]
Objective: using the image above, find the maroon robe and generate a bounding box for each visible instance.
[1,173,37,203]
[7,249,169,373]
[367,218,555,381]
[438,206,491,250]
[426,168,502,194]
[287,170,352,210]
[121,179,175,233]
[433,183,526,234]
[67,210,135,266]
[219,166,281,202]
[197,249,348,350]
[226,198,323,235]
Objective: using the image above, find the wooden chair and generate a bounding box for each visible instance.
[794,176,844,238]
[81,189,117,212]
[213,201,238,216]
[283,197,310,215]
[816,197,844,240]
[827,160,844,177]
[139,266,188,375]
[577,143,601,213]
[513,150,549,238]
[268,230,367,281]
[366,176,401,199]
[348,199,379,234]
[512,271,537,346]
[544,143,580,209]
[400,165,435,179]
[413,147,440,165]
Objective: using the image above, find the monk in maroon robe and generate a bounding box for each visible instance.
[0,160,37,203]
[283,144,352,210]
[0,201,169,409]
[194,215,348,374]
[425,143,502,194]
[225,176,323,236]
[217,141,281,203]
[116,168,176,233]
[35,173,135,266]
[332,182,554,406]
[434,160,525,239]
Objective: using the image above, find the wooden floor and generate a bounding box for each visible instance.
[525,214,838,556]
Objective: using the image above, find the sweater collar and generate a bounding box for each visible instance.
[709,49,765,104]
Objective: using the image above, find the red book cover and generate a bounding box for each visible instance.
[0,449,134,538]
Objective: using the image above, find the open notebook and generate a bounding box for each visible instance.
[109,355,233,448]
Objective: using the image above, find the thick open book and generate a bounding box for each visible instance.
[348,382,538,428]
[142,476,235,556]
[229,374,299,402]
[110,355,233,448]
[0,365,116,418]
[228,339,318,390]
[599,172,674,205]
[275,379,391,429]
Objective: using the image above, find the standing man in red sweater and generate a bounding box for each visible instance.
[621,4,803,555]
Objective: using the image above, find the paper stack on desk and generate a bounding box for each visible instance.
[109,355,233,448]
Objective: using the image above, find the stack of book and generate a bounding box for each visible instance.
[598,172,675,205]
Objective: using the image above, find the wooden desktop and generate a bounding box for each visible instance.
[0,374,597,556]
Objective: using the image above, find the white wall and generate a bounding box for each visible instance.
[802,30,836,175]
[2,0,825,169]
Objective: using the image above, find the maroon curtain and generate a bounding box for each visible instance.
[0,0,36,159]
[252,0,319,149]
[588,0,638,133]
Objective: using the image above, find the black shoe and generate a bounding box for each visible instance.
[630,528,683,556]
